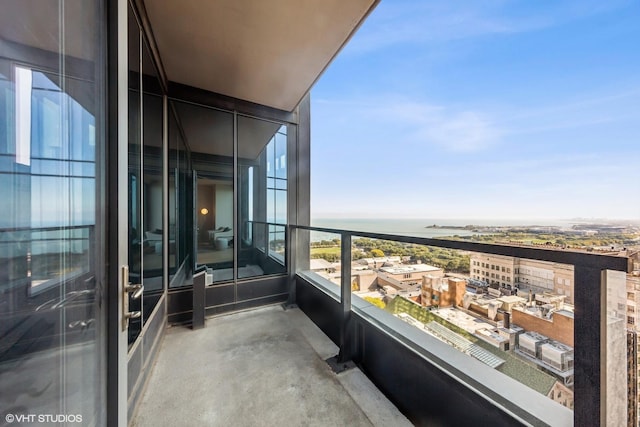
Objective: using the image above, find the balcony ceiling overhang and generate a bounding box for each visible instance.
[143,0,377,112]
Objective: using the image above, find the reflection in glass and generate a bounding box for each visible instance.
[168,102,193,287]
[238,116,288,279]
[0,1,106,421]
[127,9,142,344]
[141,38,163,320]
[128,19,165,337]
[172,101,234,283]
[168,111,178,276]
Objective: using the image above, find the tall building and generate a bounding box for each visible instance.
[0,2,630,426]
[627,330,638,427]
[626,274,640,425]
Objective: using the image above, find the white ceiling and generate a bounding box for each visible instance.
[143,0,377,111]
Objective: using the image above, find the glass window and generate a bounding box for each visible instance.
[127,9,166,342]
[127,7,142,343]
[238,116,288,278]
[173,101,233,284]
[0,2,106,423]
[168,105,193,287]
[141,36,164,319]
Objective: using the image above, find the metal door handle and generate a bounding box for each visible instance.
[125,283,144,299]
[122,265,144,331]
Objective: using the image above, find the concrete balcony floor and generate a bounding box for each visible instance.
[132,304,411,426]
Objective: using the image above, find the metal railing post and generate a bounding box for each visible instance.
[284,224,297,308]
[338,232,352,362]
[291,224,629,421]
[324,232,355,372]
[326,232,355,372]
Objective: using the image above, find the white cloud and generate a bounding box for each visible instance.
[365,98,502,152]
[346,2,534,54]
[346,0,632,55]
[314,81,640,154]
[415,110,501,152]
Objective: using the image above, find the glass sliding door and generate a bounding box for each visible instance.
[127,5,165,342]
[127,6,143,345]
[172,101,233,284]
[0,1,107,424]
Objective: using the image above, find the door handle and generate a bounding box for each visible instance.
[125,283,144,299]
[125,310,141,319]
[122,265,144,331]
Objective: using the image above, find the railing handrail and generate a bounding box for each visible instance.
[0,224,95,233]
[246,220,286,227]
[288,223,629,425]
[290,224,629,272]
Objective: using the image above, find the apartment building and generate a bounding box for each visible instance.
[470,253,575,303]
[626,274,640,425]
[420,275,467,308]
[0,1,630,426]
[627,274,640,328]
[627,330,639,427]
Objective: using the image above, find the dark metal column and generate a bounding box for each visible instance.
[573,265,604,427]
[284,225,297,308]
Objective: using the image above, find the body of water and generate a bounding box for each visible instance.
[309,218,575,242]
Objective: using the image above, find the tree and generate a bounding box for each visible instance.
[364,296,385,309]
[370,249,384,257]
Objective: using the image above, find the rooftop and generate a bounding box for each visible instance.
[309,258,335,271]
[433,307,496,334]
[498,295,527,304]
[379,264,442,275]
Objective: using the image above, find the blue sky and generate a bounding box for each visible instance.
[310,0,640,221]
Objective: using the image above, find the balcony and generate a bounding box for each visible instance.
[138,225,629,426]
[132,305,411,426]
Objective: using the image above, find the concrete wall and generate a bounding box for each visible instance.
[467,302,505,323]
[352,271,377,292]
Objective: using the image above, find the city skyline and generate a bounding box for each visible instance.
[310,0,640,220]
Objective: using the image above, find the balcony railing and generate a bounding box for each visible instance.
[0,225,95,295]
[287,224,630,426]
[0,224,98,364]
